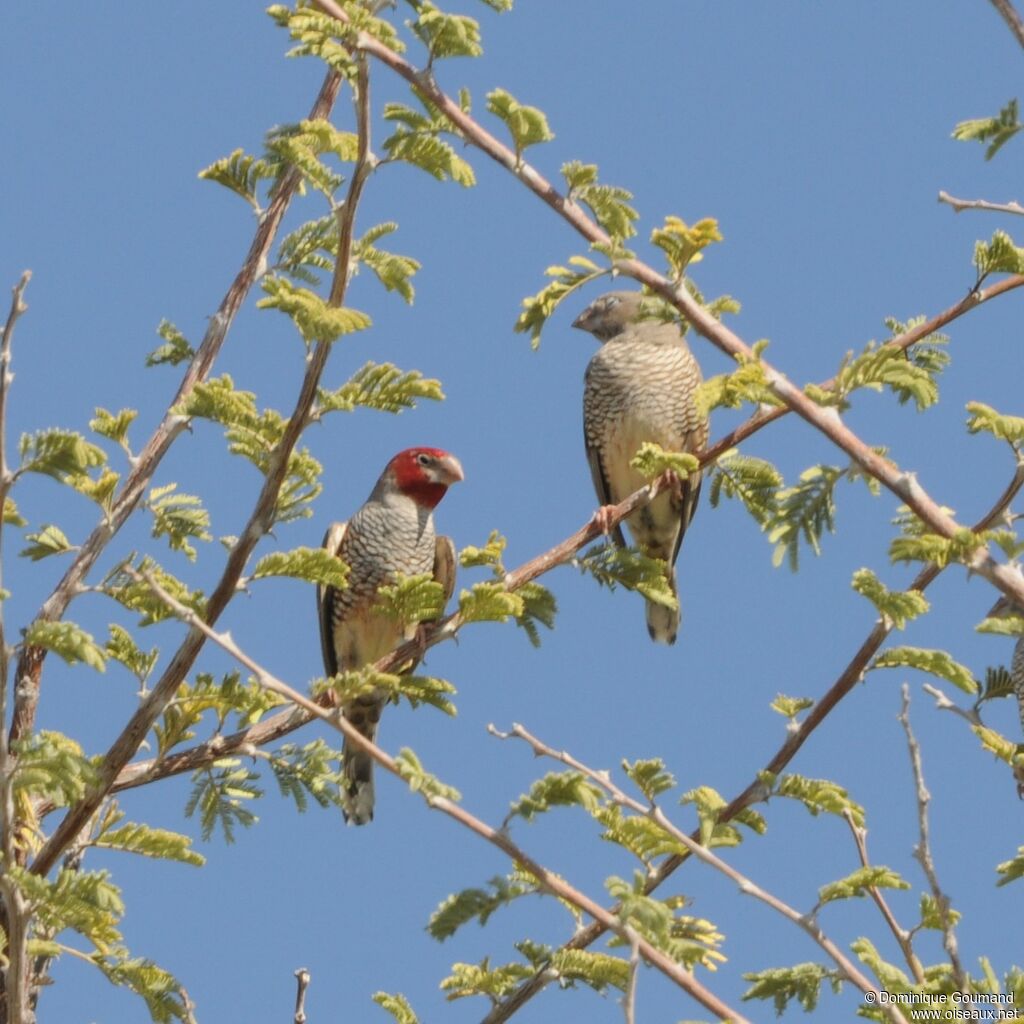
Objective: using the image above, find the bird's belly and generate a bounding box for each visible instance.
[602,411,673,503]
[333,607,410,671]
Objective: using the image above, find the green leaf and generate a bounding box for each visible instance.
[775,773,865,827]
[515,581,557,647]
[575,543,677,609]
[148,483,211,561]
[25,620,106,672]
[808,341,941,411]
[19,524,75,561]
[889,524,981,569]
[952,99,1021,160]
[974,229,1024,278]
[486,88,554,155]
[373,992,420,1024]
[771,694,815,719]
[269,739,343,812]
[258,277,371,343]
[623,758,676,800]
[996,846,1024,887]
[440,959,534,1002]
[90,407,138,448]
[514,254,605,348]
[146,320,195,367]
[353,223,421,303]
[918,892,962,930]
[173,373,258,427]
[12,730,97,807]
[395,747,461,803]
[11,866,124,951]
[818,866,910,906]
[3,497,26,527]
[768,465,843,571]
[93,955,189,1024]
[411,4,482,59]
[252,546,349,589]
[458,581,523,623]
[851,568,929,629]
[428,874,538,941]
[378,573,447,624]
[185,760,262,843]
[93,820,205,867]
[507,770,603,823]
[382,95,475,185]
[708,450,783,529]
[316,361,443,415]
[105,625,159,688]
[562,163,638,240]
[742,963,844,1015]
[549,949,630,993]
[871,646,978,694]
[198,148,278,207]
[966,401,1024,445]
[19,428,106,481]
[698,359,779,417]
[459,530,507,569]
[103,556,207,627]
[650,215,723,280]
[630,441,700,479]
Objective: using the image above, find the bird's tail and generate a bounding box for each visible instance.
[341,696,382,825]
[645,566,680,645]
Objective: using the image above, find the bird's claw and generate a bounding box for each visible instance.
[592,505,618,536]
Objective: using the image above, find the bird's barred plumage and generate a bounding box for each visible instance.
[576,292,708,644]
[317,448,461,824]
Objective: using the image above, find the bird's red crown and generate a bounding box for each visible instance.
[386,447,464,509]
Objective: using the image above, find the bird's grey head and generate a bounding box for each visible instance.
[572,291,649,341]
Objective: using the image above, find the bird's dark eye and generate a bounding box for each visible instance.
[416,453,431,466]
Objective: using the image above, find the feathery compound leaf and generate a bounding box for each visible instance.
[19,524,75,562]
[623,757,676,800]
[966,401,1024,445]
[996,846,1024,886]
[411,4,483,59]
[807,342,940,411]
[373,992,420,1024]
[148,484,211,561]
[507,770,603,823]
[978,665,1018,704]
[681,785,738,847]
[515,582,557,647]
[93,956,188,1024]
[258,277,371,343]
[24,620,106,672]
[771,694,815,720]
[428,874,538,940]
[974,229,1024,278]
[93,821,204,867]
[708,450,783,529]
[575,543,677,609]
[198,148,278,207]
[252,546,349,588]
[775,774,865,826]
[851,568,929,629]
[378,573,447,624]
[918,892,962,930]
[514,254,604,348]
[650,215,723,280]
[564,167,638,240]
[850,936,914,992]
[768,464,842,571]
[19,429,106,481]
[817,866,910,906]
[388,675,458,716]
[263,128,343,197]
[316,361,444,416]
[696,348,779,416]
[486,88,553,155]
[4,497,26,526]
[12,730,97,807]
[550,950,630,993]
[441,960,534,1002]
[11,866,125,950]
[382,93,475,185]
[871,646,978,694]
[268,739,343,812]
[459,529,507,570]
[395,747,461,803]
[173,373,257,427]
[597,806,687,862]
[146,320,194,368]
[972,725,1019,766]
[90,407,137,448]
[353,223,421,303]
[742,963,844,1015]
[267,5,373,77]
[889,526,981,568]
[105,625,158,688]
[630,441,699,479]
[103,556,206,627]
[458,581,523,623]
[276,214,337,284]
[185,760,262,843]
[953,99,1022,160]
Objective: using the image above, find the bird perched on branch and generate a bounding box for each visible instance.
[986,595,1024,798]
[317,447,463,824]
[575,290,708,644]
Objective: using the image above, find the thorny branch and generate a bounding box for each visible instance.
[134,569,752,1024]
[310,0,1024,615]
[898,686,967,990]
[493,723,909,1024]
[938,190,1024,217]
[293,968,310,1024]
[988,0,1024,49]
[8,70,344,749]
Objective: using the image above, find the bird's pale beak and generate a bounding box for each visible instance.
[436,454,465,486]
[571,311,589,331]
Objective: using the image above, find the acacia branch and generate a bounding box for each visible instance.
[989,0,1024,48]
[132,570,751,1024]
[495,723,908,1024]
[312,0,1024,614]
[293,968,310,1024]
[938,190,1024,217]
[897,686,966,989]
[483,460,1024,1022]
[29,65,368,880]
[841,809,925,986]
[8,71,345,749]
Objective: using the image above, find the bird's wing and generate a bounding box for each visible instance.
[433,534,458,611]
[317,520,349,678]
[584,444,626,547]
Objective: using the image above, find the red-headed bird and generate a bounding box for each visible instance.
[575,291,708,644]
[317,448,463,823]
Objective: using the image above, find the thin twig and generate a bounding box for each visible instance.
[841,809,925,985]
[8,71,344,749]
[897,685,966,990]
[131,570,751,1024]
[293,968,310,1024]
[938,190,1024,217]
[989,0,1024,48]
[495,723,908,1024]
[621,927,639,1024]
[29,67,357,881]
[483,461,1024,1022]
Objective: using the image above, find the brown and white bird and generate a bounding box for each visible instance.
[575,291,708,644]
[317,447,463,824]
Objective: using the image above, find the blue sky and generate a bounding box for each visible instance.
[4,2,1024,1021]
